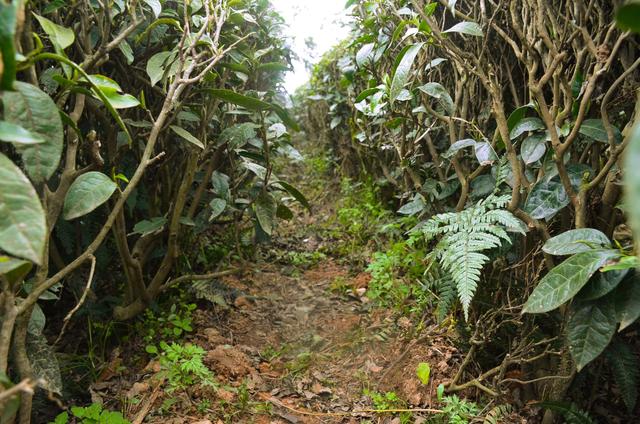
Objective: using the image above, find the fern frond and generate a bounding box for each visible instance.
[419,192,525,320]
[606,338,639,412]
[483,404,513,424]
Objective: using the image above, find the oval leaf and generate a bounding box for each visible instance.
[63,172,117,220]
[443,21,483,36]
[170,125,204,149]
[3,82,64,182]
[542,228,611,256]
[390,42,424,104]
[523,250,620,313]
[0,153,46,264]
[255,192,277,235]
[567,298,617,371]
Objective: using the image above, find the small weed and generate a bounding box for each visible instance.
[286,351,312,374]
[52,403,129,424]
[287,251,327,268]
[437,395,480,424]
[137,298,196,351]
[363,389,411,424]
[196,399,211,414]
[260,344,284,361]
[329,276,351,295]
[151,342,215,392]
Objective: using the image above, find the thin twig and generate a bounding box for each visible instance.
[54,255,97,346]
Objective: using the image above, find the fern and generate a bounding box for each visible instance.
[483,404,512,424]
[415,194,526,320]
[606,338,639,412]
[423,262,457,321]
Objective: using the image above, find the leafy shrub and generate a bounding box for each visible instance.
[52,404,129,424]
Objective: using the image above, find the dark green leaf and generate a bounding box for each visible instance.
[523,179,569,220]
[275,180,310,211]
[444,138,476,158]
[207,89,272,110]
[417,82,454,114]
[625,124,640,247]
[170,125,204,149]
[613,272,640,331]
[0,2,18,89]
[616,1,640,33]
[523,250,620,313]
[443,21,483,36]
[390,42,424,104]
[255,192,277,235]
[521,133,546,164]
[63,172,117,220]
[209,198,226,220]
[132,217,167,236]
[509,117,544,139]
[0,153,46,264]
[579,269,628,301]
[3,82,64,182]
[579,119,622,143]
[542,228,611,255]
[606,338,639,411]
[567,298,617,371]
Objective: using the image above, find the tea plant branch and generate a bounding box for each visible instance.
[0,379,37,404]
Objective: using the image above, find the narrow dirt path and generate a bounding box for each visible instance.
[113,143,471,424]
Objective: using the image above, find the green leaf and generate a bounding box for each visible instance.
[613,272,640,331]
[389,42,424,104]
[579,269,628,301]
[416,362,431,385]
[271,104,300,131]
[444,138,476,158]
[474,142,497,165]
[443,21,483,36]
[274,180,310,211]
[146,51,174,86]
[523,179,569,220]
[579,119,622,143]
[0,2,18,90]
[276,203,294,220]
[209,198,226,220]
[2,82,64,182]
[521,133,546,164]
[0,153,46,264]
[33,13,74,51]
[356,87,380,102]
[509,117,544,139]
[132,217,167,236]
[523,250,620,313]
[63,172,117,220]
[417,82,454,114]
[398,194,426,216]
[624,124,640,245]
[144,0,162,17]
[616,0,640,33]
[207,89,272,111]
[356,43,375,67]
[567,298,617,371]
[170,125,204,149]
[0,255,32,285]
[606,338,639,412]
[255,192,277,235]
[0,121,44,144]
[542,228,611,255]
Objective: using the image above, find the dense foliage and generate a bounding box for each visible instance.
[300,0,640,420]
[0,0,306,421]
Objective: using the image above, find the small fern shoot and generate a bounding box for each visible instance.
[415,194,526,320]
